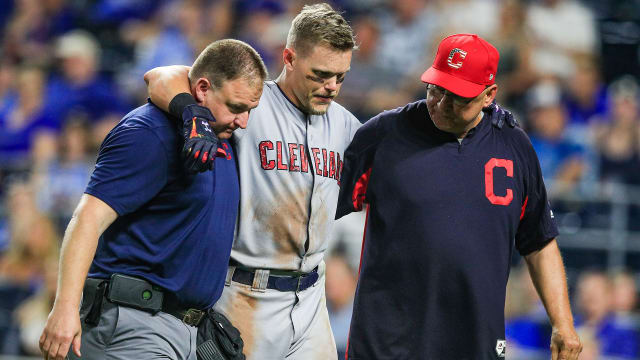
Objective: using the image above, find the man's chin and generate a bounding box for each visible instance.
[308,103,330,115]
[216,131,233,139]
[431,117,453,133]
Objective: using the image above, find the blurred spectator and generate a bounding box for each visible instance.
[575,328,601,360]
[338,15,406,121]
[12,255,58,355]
[563,57,609,131]
[0,182,59,354]
[526,80,586,194]
[594,76,640,186]
[2,0,78,64]
[32,118,93,230]
[375,0,440,80]
[44,30,129,124]
[0,60,14,100]
[592,0,640,84]
[560,57,608,187]
[611,270,638,314]
[525,0,597,80]
[118,0,226,103]
[0,65,60,169]
[438,0,500,39]
[90,113,120,152]
[575,270,640,359]
[326,250,358,360]
[505,266,552,359]
[328,209,366,272]
[89,0,164,25]
[490,0,537,111]
[236,0,285,72]
[0,182,59,289]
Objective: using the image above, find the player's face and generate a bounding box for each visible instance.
[203,78,262,139]
[426,84,497,137]
[288,44,352,115]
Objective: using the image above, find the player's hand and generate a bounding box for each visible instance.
[182,104,218,173]
[39,304,82,360]
[550,326,582,360]
[485,100,517,129]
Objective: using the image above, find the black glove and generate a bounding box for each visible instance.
[485,100,517,129]
[181,104,219,173]
[197,309,245,360]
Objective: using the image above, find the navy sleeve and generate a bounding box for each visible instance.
[85,126,170,216]
[515,134,559,255]
[336,116,383,219]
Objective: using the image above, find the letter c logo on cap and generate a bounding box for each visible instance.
[447,48,467,69]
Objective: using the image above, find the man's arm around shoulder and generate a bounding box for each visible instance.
[524,239,582,360]
[144,65,192,112]
[145,65,219,173]
[40,194,117,360]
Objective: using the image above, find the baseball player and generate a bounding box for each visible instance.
[39,40,266,360]
[336,34,582,360]
[146,4,359,359]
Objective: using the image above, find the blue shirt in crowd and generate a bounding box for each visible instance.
[86,101,239,309]
[44,74,130,123]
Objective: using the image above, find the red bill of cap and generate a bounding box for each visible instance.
[421,33,499,98]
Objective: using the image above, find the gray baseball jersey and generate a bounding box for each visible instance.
[230,80,361,272]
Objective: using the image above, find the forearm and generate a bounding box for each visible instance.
[524,239,575,330]
[144,65,192,112]
[54,195,117,310]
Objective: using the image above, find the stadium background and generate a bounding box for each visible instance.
[0,0,638,358]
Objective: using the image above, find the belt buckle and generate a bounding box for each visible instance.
[183,308,205,326]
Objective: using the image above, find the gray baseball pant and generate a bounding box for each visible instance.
[67,290,197,359]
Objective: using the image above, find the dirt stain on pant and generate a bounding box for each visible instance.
[225,289,259,357]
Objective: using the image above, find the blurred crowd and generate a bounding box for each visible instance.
[0,0,639,357]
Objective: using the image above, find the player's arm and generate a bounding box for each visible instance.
[144,65,218,173]
[524,240,582,360]
[40,194,118,360]
[336,115,385,219]
[144,65,191,112]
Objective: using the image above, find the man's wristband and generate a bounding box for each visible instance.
[168,93,197,118]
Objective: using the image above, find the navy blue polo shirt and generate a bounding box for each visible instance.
[86,102,239,309]
[336,100,558,360]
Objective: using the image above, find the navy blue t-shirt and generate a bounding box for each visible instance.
[86,102,239,309]
[336,100,558,360]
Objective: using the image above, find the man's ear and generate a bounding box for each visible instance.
[283,48,296,72]
[483,84,498,107]
[193,77,211,104]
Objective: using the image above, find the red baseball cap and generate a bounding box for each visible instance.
[421,33,499,98]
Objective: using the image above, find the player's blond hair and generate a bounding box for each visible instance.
[189,39,267,89]
[286,3,357,57]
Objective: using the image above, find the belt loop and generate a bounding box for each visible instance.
[296,276,303,293]
[251,269,269,292]
[225,266,236,286]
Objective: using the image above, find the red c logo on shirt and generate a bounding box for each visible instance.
[485,158,513,206]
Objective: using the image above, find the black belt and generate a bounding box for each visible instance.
[231,266,319,292]
[84,276,205,327]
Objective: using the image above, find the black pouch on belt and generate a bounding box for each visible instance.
[106,273,163,312]
[84,280,107,326]
[197,309,245,360]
